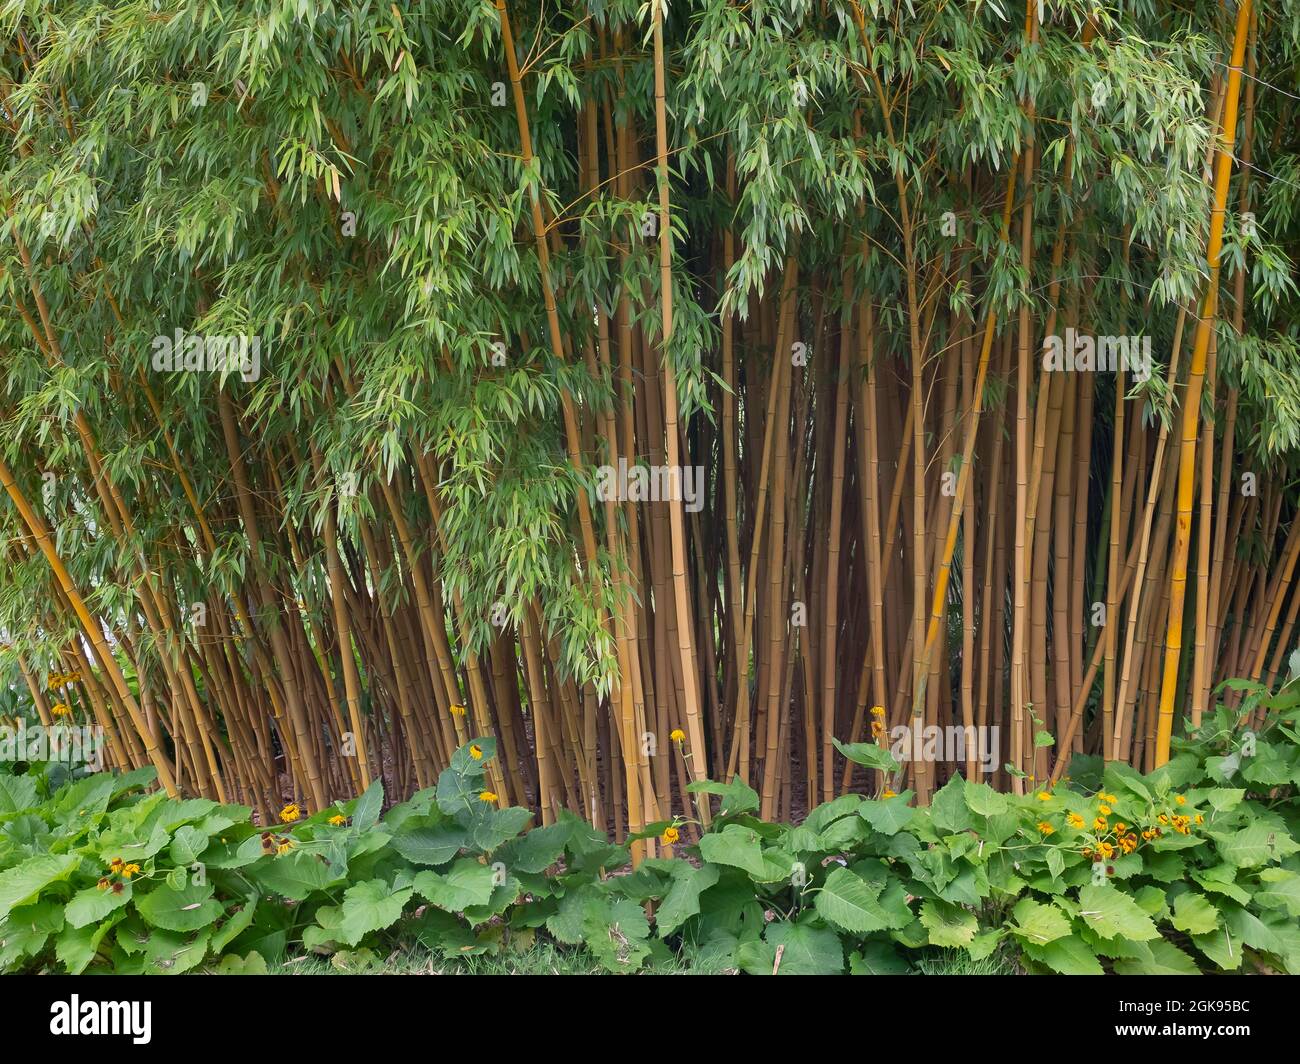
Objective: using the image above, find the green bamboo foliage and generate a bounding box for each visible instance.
[2,1,1300,835]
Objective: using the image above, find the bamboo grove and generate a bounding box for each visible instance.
[3,1,1300,859]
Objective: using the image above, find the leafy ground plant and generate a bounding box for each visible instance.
[1,685,1297,975]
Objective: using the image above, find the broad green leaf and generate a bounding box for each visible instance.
[1171,893,1220,935]
[412,858,498,912]
[1076,884,1159,942]
[1022,935,1104,975]
[814,866,888,934]
[391,825,467,866]
[698,825,767,877]
[65,882,132,928]
[134,880,222,932]
[655,862,721,935]
[1112,939,1200,975]
[0,854,80,920]
[1009,898,1071,944]
[338,879,413,945]
[919,899,978,948]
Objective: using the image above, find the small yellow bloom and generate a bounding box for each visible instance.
[96,877,110,891]
[109,857,124,873]
[328,814,347,826]
[279,803,301,824]
[870,706,886,718]
[881,789,897,799]
[1101,793,1118,804]
[51,703,71,717]
[1036,821,1054,836]
[1194,814,1204,825]
[478,791,498,804]
[1093,816,1108,832]
[871,720,884,738]
[122,863,140,878]
[1096,842,1115,860]
[1037,791,1052,801]
[276,841,294,855]
[661,826,680,846]
[669,729,686,744]
[468,743,483,760]
[1098,803,1112,816]
[1175,795,1186,805]
[1066,813,1085,829]
[449,703,467,717]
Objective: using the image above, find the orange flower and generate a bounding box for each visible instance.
[661,826,680,846]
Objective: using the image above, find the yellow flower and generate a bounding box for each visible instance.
[1194,814,1204,825]
[1097,842,1115,860]
[327,814,347,826]
[870,706,886,719]
[109,857,124,873]
[871,720,884,738]
[1037,791,1052,801]
[1093,816,1108,832]
[1066,813,1085,829]
[279,803,301,824]
[96,877,110,891]
[122,863,141,878]
[669,729,686,744]
[1119,834,1138,854]
[661,826,680,846]
[1098,803,1112,816]
[881,789,897,799]
[478,791,498,804]
[1036,821,1054,836]
[51,703,71,717]
[1175,795,1186,806]
[1157,813,1170,825]
[468,743,483,760]
[449,703,467,717]
[276,841,294,855]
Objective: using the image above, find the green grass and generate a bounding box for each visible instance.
[260,940,1019,975]
[265,940,712,975]
[912,948,1020,975]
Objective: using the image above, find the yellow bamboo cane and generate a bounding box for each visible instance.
[1154,0,1253,767]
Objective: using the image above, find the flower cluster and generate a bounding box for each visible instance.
[870,705,886,739]
[1034,788,1208,873]
[260,831,295,856]
[47,671,82,688]
[96,856,141,894]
